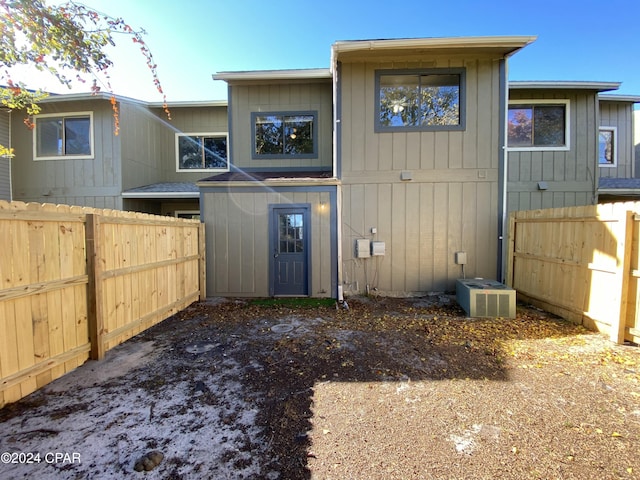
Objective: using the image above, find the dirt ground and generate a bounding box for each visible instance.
[1,295,639,479]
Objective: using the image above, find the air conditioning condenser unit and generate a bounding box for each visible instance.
[456,279,516,318]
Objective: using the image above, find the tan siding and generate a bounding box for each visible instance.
[229,82,333,171]
[340,54,502,293]
[203,189,332,297]
[120,104,228,189]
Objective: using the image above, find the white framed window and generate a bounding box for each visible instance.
[33,111,94,160]
[176,132,228,172]
[598,126,617,167]
[507,99,570,151]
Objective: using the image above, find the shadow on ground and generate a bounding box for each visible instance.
[132,295,584,478]
[0,295,607,479]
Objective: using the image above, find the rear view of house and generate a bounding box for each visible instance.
[5,35,637,299]
[202,36,537,298]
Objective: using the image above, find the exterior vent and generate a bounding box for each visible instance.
[456,279,516,318]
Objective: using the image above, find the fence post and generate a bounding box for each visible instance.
[610,209,633,344]
[505,212,516,287]
[86,214,105,360]
[198,222,206,301]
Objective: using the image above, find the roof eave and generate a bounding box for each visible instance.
[510,81,621,92]
[332,35,537,58]
[212,68,332,83]
[598,94,640,103]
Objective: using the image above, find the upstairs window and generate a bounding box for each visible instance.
[176,133,228,172]
[507,100,570,150]
[34,112,93,160]
[598,127,616,167]
[252,112,317,158]
[375,68,465,132]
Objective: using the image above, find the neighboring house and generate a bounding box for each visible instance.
[0,108,11,201]
[506,83,639,209]
[596,95,640,202]
[9,93,228,216]
[7,35,639,299]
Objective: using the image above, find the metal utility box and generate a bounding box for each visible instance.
[371,241,385,256]
[355,239,370,258]
[456,279,516,318]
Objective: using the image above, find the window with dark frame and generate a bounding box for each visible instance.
[36,115,91,158]
[376,68,465,132]
[177,134,228,171]
[507,104,567,148]
[252,112,316,158]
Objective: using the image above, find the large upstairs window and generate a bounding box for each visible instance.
[507,100,570,150]
[176,133,228,172]
[375,68,465,132]
[34,112,93,160]
[252,112,317,159]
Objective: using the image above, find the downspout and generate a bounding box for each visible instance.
[497,58,508,282]
[331,48,344,301]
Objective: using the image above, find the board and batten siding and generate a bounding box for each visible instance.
[0,110,10,201]
[121,104,229,189]
[599,100,635,179]
[339,55,503,294]
[228,81,333,170]
[507,89,599,214]
[201,188,333,297]
[10,99,123,209]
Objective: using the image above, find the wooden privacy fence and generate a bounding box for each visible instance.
[506,201,640,345]
[0,201,205,407]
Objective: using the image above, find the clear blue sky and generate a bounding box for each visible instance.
[22,0,640,104]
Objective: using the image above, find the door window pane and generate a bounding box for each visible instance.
[278,213,304,253]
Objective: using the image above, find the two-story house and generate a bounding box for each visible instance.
[5,35,638,299]
[8,93,228,217]
[200,36,538,298]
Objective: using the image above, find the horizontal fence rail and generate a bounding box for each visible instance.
[0,201,205,407]
[506,202,640,345]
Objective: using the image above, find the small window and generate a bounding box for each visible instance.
[598,127,616,167]
[507,101,570,150]
[375,68,465,132]
[175,210,200,220]
[252,112,317,158]
[34,112,93,160]
[176,133,228,172]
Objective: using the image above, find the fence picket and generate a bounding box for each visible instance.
[508,202,640,344]
[0,203,204,407]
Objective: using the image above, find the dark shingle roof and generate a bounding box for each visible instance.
[199,170,333,182]
[122,182,199,198]
[599,178,640,190]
